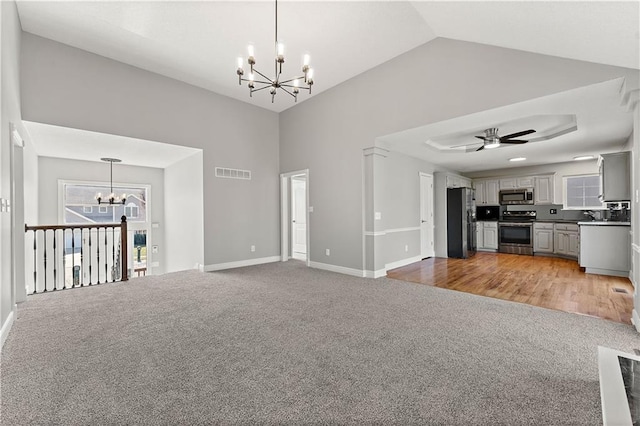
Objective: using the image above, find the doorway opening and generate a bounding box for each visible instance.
[280,169,310,265]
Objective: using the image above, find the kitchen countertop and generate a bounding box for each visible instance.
[578,221,631,226]
[535,219,580,224]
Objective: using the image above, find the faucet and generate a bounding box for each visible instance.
[583,210,597,221]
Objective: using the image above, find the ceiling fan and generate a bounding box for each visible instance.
[473,127,536,151]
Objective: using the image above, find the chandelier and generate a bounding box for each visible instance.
[95,158,126,205]
[236,0,314,103]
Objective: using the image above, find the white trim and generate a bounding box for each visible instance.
[363,147,389,158]
[1,306,16,349]
[364,269,387,278]
[632,243,640,253]
[309,261,365,278]
[386,227,420,234]
[203,256,281,272]
[632,309,640,333]
[385,256,422,272]
[364,231,386,236]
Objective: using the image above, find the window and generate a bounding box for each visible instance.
[63,183,147,224]
[124,203,139,219]
[563,175,605,210]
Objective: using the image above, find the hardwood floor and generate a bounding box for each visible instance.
[386,252,635,324]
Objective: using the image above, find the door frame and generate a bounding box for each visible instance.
[419,172,435,259]
[280,169,310,266]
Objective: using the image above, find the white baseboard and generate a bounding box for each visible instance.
[385,256,422,272]
[1,305,17,349]
[203,256,281,272]
[632,309,640,333]
[364,269,387,278]
[309,261,365,278]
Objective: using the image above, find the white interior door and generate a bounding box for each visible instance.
[291,177,307,260]
[420,173,435,258]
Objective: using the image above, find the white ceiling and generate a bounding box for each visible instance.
[24,121,200,168]
[14,1,640,172]
[377,78,633,172]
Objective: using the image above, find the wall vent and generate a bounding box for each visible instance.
[215,167,251,180]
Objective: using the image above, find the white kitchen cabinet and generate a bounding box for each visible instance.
[554,223,579,259]
[446,174,472,189]
[476,222,484,249]
[485,180,499,205]
[476,221,498,251]
[533,223,554,253]
[579,223,630,276]
[517,176,534,188]
[473,179,499,206]
[482,222,498,250]
[475,181,486,205]
[499,178,518,189]
[534,175,555,205]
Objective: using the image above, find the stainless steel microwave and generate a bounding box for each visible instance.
[499,188,534,205]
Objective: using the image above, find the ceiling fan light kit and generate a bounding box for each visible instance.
[474,127,536,151]
[235,0,313,103]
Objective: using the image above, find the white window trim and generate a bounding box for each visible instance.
[562,174,606,210]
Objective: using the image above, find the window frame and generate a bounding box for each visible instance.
[59,180,150,224]
[562,174,606,210]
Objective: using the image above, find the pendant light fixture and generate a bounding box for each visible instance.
[235,0,314,103]
[95,158,126,205]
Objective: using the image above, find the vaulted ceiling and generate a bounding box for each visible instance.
[15,1,640,171]
[16,1,639,113]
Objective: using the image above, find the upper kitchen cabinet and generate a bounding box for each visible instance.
[599,151,631,202]
[534,175,555,205]
[445,173,472,189]
[500,176,534,189]
[474,179,499,205]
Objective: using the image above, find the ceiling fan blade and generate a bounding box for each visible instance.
[475,136,486,140]
[475,145,485,152]
[500,129,536,140]
[500,140,528,144]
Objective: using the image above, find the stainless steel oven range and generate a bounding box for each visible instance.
[498,210,536,255]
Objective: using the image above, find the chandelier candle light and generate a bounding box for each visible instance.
[236,0,314,103]
[95,158,127,205]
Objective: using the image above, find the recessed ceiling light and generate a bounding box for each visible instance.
[573,155,595,161]
[509,157,526,162]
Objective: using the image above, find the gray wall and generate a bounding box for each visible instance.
[0,0,23,342]
[165,151,204,272]
[37,157,166,274]
[21,33,280,268]
[280,37,639,272]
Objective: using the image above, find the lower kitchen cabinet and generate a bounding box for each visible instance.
[533,223,554,253]
[477,221,498,251]
[554,224,579,259]
[579,223,630,277]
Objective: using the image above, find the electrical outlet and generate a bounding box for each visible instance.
[152,245,159,254]
[375,212,382,220]
[405,245,409,252]
[251,245,256,252]
[325,249,330,256]
[550,209,557,214]
[151,261,160,267]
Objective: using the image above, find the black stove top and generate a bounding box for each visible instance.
[501,210,537,222]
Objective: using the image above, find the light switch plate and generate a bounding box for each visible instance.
[375,212,382,220]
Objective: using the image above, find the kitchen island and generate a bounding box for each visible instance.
[579,221,631,277]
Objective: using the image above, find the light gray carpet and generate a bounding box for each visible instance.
[1,261,638,424]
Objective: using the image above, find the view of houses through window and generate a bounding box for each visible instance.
[62,183,150,280]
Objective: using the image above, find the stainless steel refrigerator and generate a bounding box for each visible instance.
[447,187,477,258]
